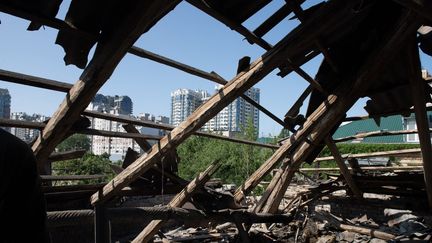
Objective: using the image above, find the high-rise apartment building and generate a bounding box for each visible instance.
[171,86,260,135]
[170,89,209,127]
[88,94,169,160]
[10,112,48,142]
[0,88,11,132]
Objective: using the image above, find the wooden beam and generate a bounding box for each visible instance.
[31,1,182,174]
[94,205,111,243]
[324,137,362,198]
[47,149,86,162]
[131,161,221,243]
[253,4,294,38]
[286,60,327,94]
[128,46,226,85]
[84,111,279,149]
[41,175,105,181]
[233,11,419,203]
[408,39,432,208]
[299,166,424,172]
[0,118,45,129]
[122,124,153,151]
[260,163,298,213]
[91,0,369,206]
[334,128,432,143]
[344,105,432,121]
[186,0,272,50]
[0,69,72,92]
[130,48,285,127]
[78,128,161,141]
[314,148,422,162]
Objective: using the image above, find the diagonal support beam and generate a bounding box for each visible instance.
[234,12,420,203]
[324,136,362,198]
[132,161,221,243]
[407,39,432,208]
[31,1,182,173]
[90,0,366,205]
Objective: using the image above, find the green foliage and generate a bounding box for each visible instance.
[52,153,115,184]
[56,134,91,152]
[177,121,276,186]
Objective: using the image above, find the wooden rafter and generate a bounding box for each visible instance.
[324,137,362,198]
[334,128,432,143]
[407,38,432,208]
[90,0,365,205]
[30,1,182,173]
[234,12,420,203]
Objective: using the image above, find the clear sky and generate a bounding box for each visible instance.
[0,0,431,137]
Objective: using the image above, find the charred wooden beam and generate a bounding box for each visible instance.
[31,1,182,174]
[324,137,362,198]
[132,161,220,243]
[41,175,106,181]
[408,38,432,208]
[47,206,294,228]
[286,60,327,94]
[47,149,86,163]
[186,0,272,50]
[234,11,420,203]
[253,4,294,38]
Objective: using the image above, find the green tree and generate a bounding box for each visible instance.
[56,134,90,152]
[52,153,114,184]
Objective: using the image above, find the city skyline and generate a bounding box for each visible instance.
[0,1,431,137]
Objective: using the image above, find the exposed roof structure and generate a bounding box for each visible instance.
[1,0,432,242]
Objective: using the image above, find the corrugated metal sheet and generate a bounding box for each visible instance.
[333,115,404,143]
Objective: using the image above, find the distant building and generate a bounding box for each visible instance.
[10,112,49,142]
[170,89,209,127]
[171,86,260,135]
[202,86,260,133]
[87,94,169,160]
[0,89,11,131]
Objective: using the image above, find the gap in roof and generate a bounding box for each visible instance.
[134,1,266,82]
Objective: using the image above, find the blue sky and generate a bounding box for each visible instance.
[0,0,431,137]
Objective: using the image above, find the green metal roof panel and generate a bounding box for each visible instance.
[333,115,404,143]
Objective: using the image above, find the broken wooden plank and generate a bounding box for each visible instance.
[132,161,221,243]
[324,137,362,198]
[314,148,422,162]
[299,166,424,172]
[408,39,432,208]
[47,149,86,163]
[334,128,432,143]
[31,1,182,174]
[122,124,153,151]
[233,11,420,203]
[261,163,298,213]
